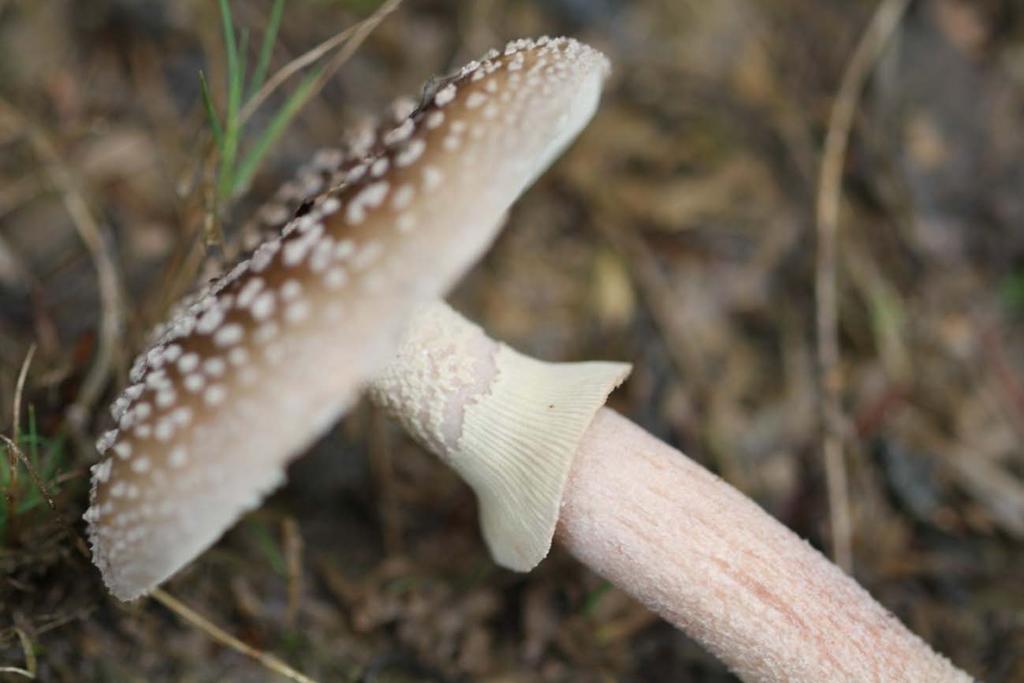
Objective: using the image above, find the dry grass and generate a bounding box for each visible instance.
[814,0,912,573]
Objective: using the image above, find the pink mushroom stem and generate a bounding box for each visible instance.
[557,408,972,683]
[372,302,972,682]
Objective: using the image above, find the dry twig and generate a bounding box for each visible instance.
[150,588,318,683]
[4,344,35,542]
[370,411,402,555]
[238,0,403,125]
[815,0,911,571]
[282,516,304,628]
[0,627,36,679]
[0,99,125,435]
[0,435,57,519]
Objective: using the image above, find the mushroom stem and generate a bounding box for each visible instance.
[368,301,629,570]
[557,409,971,683]
[371,301,972,683]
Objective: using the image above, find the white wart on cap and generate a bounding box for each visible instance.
[86,37,610,601]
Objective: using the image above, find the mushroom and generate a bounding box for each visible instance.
[85,36,973,683]
[371,303,972,683]
[86,36,611,600]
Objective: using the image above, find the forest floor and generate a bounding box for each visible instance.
[0,1,1022,681]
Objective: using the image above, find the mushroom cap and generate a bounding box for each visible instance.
[86,37,610,601]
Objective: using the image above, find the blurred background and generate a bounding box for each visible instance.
[1,0,1022,681]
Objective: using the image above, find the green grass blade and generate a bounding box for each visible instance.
[231,67,321,197]
[198,70,223,148]
[248,519,286,575]
[219,0,241,114]
[238,27,250,93]
[249,0,285,98]
[583,581,612,616]
[217,0,243,199]
[1003,270,1024,314]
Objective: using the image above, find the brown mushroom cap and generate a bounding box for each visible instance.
[86,37,610,601]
